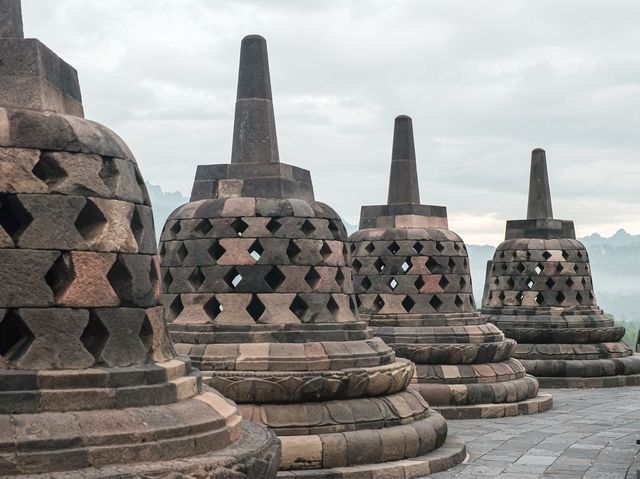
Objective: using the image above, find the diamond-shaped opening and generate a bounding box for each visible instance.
[401,258,412,272]
[289,295,309,320]
[195,219,213,235]
[454,295,464,309]
[335,269,345,287]
[163,269,174,288]
[130,207,144,247]
[365,242,375,254]
[535,293,545,305]
[74,199,108,241]
[266,217,281,235]
[388,278,399,291]
[499,251,505,259]
[208,241,226,261]
[286,239,302,260]
[328,220,341,240]
[556,263,564,273]
[373,295,385,312]
[387,241,400,255]
[562,250,569,260]
[448,257,456,271]
[516,262,525,273]
[454,243,461,251]
[589,292,594,300]
[573,264,579,273]
[493,277,499,285]
[436,241,445,253]
[327,296,339,315]
[139,315,153,353]
[581,278,587,287]
[535,264,543,275]
[231,218,249,237]
[499,291,506,301]
[149,260,159,295]
[576,292,584,305]
[188,268,205,290]
[361,276,372,291]
[349,296,357,315]
[98,156,119,191]
[516,292,524,303]
[512,251,518,259]
[500,263,508,272]
[355,295,362,308]
[426,257,440,273]
[342,243,348,258]
[32,153,67,186]
[412,242,424,254]
[249,240,264,262]
[169,221,181,237]
[159,243,166,257]
[0,311,33,362]
[438,275,450,290]
[350,243,356,253]
[224,267,243,289]
[402,295,415,312]
[320,241,332,260]
[305,267,321,290]
[352,258,362,273]
[577,251,583,259]
[527,278,534,289]
[81,314,109,362]
[107,256,136,306]
[45,253,75,301]
[301,219,316,236]
[545,278,555,289]
[542,251,552,260]
[374,258,386,272]
[176,243,188,262]
[265,266,285,291]
[429,295,443,311]
[459,277,467,289]
[414,276,425,291]
[246,294,266,321]
[556,292,566,304]
[203,296,223,320]
[169,295,184,319]
[507,277,515,288]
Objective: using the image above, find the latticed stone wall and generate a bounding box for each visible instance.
[351,229,476,318]
[484,237,597,311]
[160,197,357,329]
[0,112,172,372]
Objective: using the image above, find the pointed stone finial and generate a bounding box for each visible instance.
[231,34,279,164]
[0,0,23,38]
[387,115,420,205]
[526,148,553,219]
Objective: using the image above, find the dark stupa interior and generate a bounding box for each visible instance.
[0,2,281,476]
[349,116,553,419]
[482,149,640,387]
[159,35,466,477]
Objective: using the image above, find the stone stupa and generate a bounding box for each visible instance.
[482,148,640,387]
[0,2,281,476]
[349,116,553,419]
[159,36,465,477]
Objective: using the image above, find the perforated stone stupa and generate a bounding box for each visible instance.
[159,35,465,477]
[349,116,553,419]
[0,2,280,476]
[482,148,640,387]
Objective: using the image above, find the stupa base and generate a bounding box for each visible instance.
[536,374,640,388]
[15,421,281,479]
[277,437,466,479]
[433,393,553,419]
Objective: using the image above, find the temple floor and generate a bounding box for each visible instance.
[428,386,640,478]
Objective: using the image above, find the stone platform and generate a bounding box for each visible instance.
[429,391,553,420]
[429,386,640,478]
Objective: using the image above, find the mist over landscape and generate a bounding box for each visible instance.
[149,182,640,346]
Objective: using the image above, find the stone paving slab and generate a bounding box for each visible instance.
[426,386,640,478]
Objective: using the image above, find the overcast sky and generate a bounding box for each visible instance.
[23,0,640,245]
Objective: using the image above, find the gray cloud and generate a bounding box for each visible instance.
[22,0,640,244]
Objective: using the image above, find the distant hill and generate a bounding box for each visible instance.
[147,183,639,344]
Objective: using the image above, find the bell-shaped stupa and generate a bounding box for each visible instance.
[349,116,553,419]
[482,149,640,387]
[0,2,280,476]
[159,36,465,477]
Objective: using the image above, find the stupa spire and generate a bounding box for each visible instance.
[387,115,420,205]
[526,148,554,220]
[231,34,279,164]
[0,0,23,39]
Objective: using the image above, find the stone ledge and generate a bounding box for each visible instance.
[433,392,553,420]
